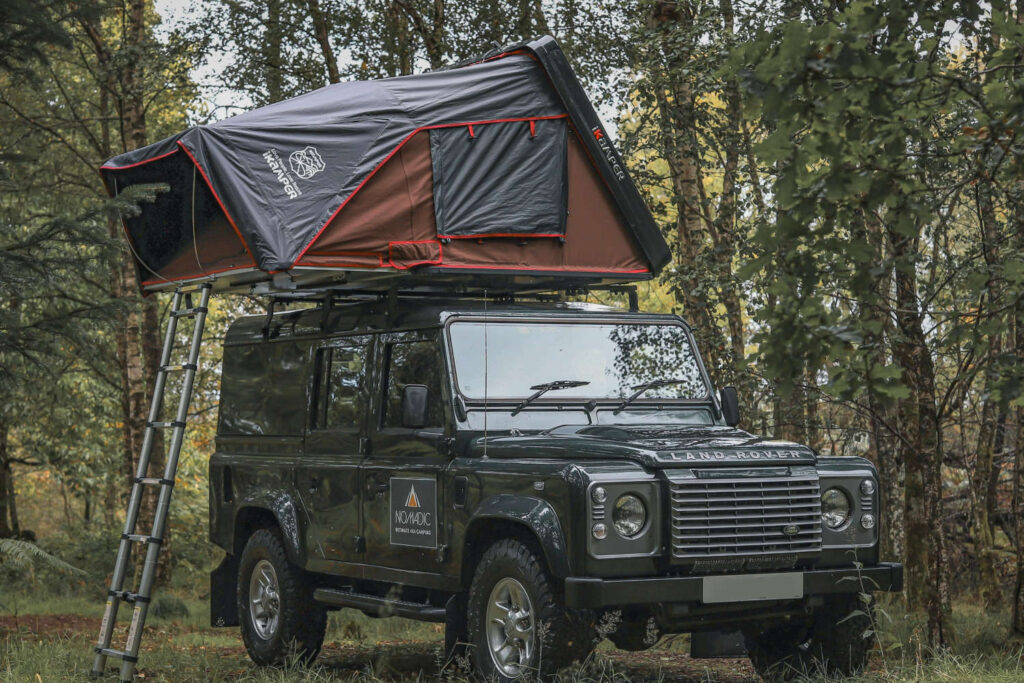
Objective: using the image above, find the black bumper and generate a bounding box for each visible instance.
[564,562,903,609]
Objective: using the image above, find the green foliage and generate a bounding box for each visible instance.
[736,0,1024,405]
[0,537,84,593]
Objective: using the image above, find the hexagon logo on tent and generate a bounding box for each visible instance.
[289,146,325,180]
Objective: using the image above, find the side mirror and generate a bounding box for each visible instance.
[720,386,739,427]
[401,384,429,429]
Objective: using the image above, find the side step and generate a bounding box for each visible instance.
[313,587,446,622]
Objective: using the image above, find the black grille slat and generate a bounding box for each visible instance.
[670,473,822,560]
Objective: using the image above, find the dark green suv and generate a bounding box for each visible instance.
[208,296,902,681]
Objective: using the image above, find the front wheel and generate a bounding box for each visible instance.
[237,528,327,666]
[745,593,874,682]
[467,538,592,680]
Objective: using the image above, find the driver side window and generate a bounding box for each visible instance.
[381,337,444,429]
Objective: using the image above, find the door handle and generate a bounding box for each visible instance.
[371,482,389,499]
[309,476,320,494]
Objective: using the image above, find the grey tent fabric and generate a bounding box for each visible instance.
[430,117,568,238]
[102,55,564,271]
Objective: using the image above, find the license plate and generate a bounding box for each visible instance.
[702,572,803,603]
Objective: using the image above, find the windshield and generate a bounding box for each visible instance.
[448,321,709,402]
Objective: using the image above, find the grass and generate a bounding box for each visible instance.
[2,589,1023,682]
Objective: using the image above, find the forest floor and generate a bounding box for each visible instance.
[1,593,1022,682]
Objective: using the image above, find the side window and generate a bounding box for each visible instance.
[382,338,444,429]
[314,341,367,431]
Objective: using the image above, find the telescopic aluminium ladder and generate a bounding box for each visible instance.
[91,283,211,682]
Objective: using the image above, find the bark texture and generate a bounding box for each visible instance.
[887,226,951,647]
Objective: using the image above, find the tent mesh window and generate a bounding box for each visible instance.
[429,118,568,239]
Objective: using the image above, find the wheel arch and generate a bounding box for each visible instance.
[232,493,305,564]
[461,495,571,588]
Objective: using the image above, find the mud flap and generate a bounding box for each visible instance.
[210,554,240,627]
[443,593,469,667]
[690,630,747,658]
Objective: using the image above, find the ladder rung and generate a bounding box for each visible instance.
[147,421,186,429]
[160,363,197,373]
[171,306,207,318]
[94,647,138,663]
[108,589,150,605]
[122,533,162,546]
[134,476,174,488]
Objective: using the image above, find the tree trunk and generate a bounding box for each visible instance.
[1012,167,1024,634]
[308,0,340,83]
[264,0,284,102]
[0,419,10,538]
[645,2,721,357]
[119,0,170,584]
[887,226,951,647]
[862,213,904,564]
[971,177,1005,608]
[715,0,746,378]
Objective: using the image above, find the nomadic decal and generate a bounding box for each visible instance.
[390,477,437,548]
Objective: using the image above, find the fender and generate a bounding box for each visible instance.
[232,489,306,566]
[466,494,571,579]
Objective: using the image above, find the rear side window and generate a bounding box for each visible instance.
[313,339,368,431]
[382,338,444,429]
[218,341,311,436]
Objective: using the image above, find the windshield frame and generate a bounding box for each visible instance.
[443,314,716,409]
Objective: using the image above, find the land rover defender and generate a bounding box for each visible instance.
[208,296,903,681]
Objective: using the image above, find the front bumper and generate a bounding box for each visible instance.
[564,562,903,609]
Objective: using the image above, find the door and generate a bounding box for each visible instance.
[298,335,370,569]
[361,330,450,574]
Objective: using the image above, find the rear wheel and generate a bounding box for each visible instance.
[745,593,873,682]
[237,528,327,666]
[467,538,592,680]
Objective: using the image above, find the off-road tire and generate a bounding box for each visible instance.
[467,538,593,680]
[745,593,874,682]
[237,528,327,666]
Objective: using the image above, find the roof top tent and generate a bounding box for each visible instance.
[100,36,671,297]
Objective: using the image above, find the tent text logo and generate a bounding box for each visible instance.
[591,126,625,181]
[262,148,302,199]
[289,146,326,180]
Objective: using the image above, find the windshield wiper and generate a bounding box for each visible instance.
[511,380,590,416]
[613,379,692,414]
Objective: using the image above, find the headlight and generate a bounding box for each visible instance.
[821,488,851,529]
[612,494,647,538]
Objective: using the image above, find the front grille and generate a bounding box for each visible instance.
[669,473,822,560]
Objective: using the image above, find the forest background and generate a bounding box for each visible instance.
[1,0,1023,669]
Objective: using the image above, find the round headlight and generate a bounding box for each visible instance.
[612,494,647,538]
[861,514,876,530]
[860,479,875,496]
[592,486,607,504]
[821,488,852,529]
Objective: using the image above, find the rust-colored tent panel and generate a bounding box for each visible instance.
[296,130,647,274]
[99,37,669,294]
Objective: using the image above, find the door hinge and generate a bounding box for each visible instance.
[436,544,449,563]
[353,536,366,553]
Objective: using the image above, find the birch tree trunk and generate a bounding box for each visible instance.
[888,226,951,647]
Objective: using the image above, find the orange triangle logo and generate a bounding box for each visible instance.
[405,485,420,508]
